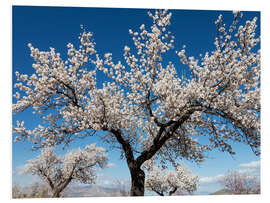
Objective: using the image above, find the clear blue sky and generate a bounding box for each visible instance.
[12,6,260,194]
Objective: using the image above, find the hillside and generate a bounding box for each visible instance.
[210,189,233,195]
[62,185,124,197]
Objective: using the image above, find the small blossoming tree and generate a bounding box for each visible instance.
[145,163,198,196]
[218,170,260,194]
[24,144,108,197]
[13,9,260,196]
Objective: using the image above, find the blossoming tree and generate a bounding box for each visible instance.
[24,144,108,197]
[13,9,260,196]
[218,170,260,194]
[145,163,198,196]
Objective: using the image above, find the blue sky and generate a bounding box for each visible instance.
[12,6,260,195]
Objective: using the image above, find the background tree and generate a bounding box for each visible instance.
[113,179,130,196]
[12,185,26,198]
[145,163,198,196]
[13,9,260,196]
[24,144,108,197]
[31,183,52,198]
[218,170,260,194]
[12,182,52,198]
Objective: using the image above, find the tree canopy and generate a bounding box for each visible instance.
[13,9,260,196]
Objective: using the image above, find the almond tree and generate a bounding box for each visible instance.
[218,170,260,194]
[13,9,260,196]
[24,144,108,197]
[145,163,198,196]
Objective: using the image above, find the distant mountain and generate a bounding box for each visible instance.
[210,189,233,195]
[62,185,124,197]
[194,191,212,195]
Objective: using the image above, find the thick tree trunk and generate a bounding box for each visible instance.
[129,167,145,196]
[107,128,145,196]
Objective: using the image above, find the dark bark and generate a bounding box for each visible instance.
[153,187,177,196]
[154,190,164,196]
[108,128,135,168]
[52,189,61,198]
[107,128,144,196]
[40,169,55,192]
[129,167,145,196]
[51,177,72,198]
[169,187,178,196]
[136,108,195,167]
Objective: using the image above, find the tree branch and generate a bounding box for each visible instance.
[105,127,136,168]
[136,109,195,166]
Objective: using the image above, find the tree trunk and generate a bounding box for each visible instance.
[169,187,178,196]
[52,189,61,198]
[129,167,145,196]
[51,177,72,198]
